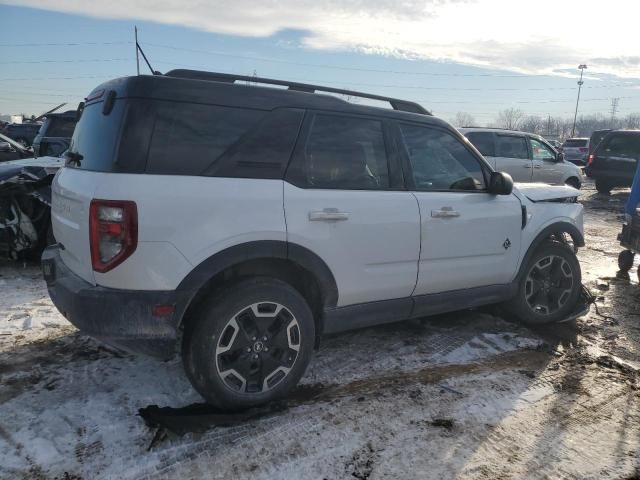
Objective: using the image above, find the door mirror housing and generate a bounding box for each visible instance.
[488,171,513,195]
[555,151,564,162]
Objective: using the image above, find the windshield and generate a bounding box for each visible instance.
[0,132,29,152]
[563,139,588,147]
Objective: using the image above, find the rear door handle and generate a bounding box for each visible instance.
[309,208,350,221]
[431,207,460,218]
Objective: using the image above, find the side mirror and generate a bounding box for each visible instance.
[0,141,12,153]
[488,171,514,195]
[556,152,564,162]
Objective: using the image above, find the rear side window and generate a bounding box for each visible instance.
[601,135,640,157]
[400,124,486,191]
[495,135,529,159]
[290,113,390,190]
[46,118,76,137]
[465,132,495,156]
[564,139,588,147]
[146,102,265,175]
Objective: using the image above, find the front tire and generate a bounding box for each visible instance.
[565,177,581,190]
[618,250,635,272]
[507,241,581,325]
[182,277,315,410]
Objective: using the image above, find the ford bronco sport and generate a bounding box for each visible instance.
[42,70,585,409]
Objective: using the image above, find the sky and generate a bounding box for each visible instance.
[1,1,640,125]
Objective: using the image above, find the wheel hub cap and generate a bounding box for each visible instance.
[215,302,301,394]
[524,254,574,316]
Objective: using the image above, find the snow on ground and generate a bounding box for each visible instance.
[0,179,639,480]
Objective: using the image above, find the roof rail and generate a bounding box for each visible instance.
[164,69,431,116]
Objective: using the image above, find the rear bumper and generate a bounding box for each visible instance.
[41,245,187,358]
[589,170,633,187]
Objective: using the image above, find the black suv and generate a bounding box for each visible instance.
[32,111,77,157]
[586,130,640,194]
[0,123,42,147]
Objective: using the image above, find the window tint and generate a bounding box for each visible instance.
[301,114,389,189]
[563,139,588,147]
[66,100,126,172]
[495,135,529,159]
[602,135,640,157]
[400,124,486,191]
[47,118,76,137]
[465,132,495,156]
[530,138,556,160]
[147,102,265,175]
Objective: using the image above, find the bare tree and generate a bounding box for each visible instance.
[496,108,524,130]
[519,115,543,135]
[452,112,476,127]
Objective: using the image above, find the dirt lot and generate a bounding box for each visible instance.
[1,179,639,480]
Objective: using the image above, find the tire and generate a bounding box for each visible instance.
[565,177,581,190]
[618,250,634,272]
[595,179,611,194]
[506,241,582,325]
[182,277,315,410]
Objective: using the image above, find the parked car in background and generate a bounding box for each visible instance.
[33,111,77,158]
[586,130,640,194]
[0,156,62,259]
[460,128,583,188]
[0,133,34,162]
[561,138,589,165]
[42,70,586,409]
[0,122,42,147]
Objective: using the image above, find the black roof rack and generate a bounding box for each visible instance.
[165,69,431,116]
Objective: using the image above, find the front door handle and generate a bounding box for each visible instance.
[524,165,533,168]
[431,207,460,218]
[309,208,350,221]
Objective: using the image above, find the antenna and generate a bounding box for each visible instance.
[134,27,161,75]
[135,26,140,75]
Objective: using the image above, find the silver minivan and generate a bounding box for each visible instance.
[460,128,584,189]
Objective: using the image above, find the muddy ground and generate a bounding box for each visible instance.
[0,179,639,480]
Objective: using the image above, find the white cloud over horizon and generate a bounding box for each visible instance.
[5,0,640,79]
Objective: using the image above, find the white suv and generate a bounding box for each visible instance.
[460,128,584,189]
[42,70,586,409]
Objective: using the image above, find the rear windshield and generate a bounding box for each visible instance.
[563,139,588,147]
[46,117,76,137]
[599,134,640,157]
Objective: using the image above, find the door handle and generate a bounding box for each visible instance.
[431,207,460,218]
[309,208,350,221]
[534,165,542,169]
[524,165,532,168]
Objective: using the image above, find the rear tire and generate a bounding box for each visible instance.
[506,241,581,325]
[618,250,635,272]
[595,179,611,194]
[182,277,315,410]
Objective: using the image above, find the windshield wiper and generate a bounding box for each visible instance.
[64,151,83,167]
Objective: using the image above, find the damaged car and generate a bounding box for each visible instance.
[0,156,62,259]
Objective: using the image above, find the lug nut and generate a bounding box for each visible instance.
[252,336,257,341]
[264,347,269,352]
[253,354,259,360]
[246,347,252,353]
[262,336,268,341]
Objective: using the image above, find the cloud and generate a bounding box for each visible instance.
[5,0,640,78]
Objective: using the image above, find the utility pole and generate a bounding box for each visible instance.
[610,97,620,125]
[571,64,587,137]
[135,26,140,75]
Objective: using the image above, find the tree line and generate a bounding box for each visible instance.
[451,109,640,139]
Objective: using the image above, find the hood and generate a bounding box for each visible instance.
[514,183,579,202]
[0,156,63,184]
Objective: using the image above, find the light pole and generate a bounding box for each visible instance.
[571,64,587,137]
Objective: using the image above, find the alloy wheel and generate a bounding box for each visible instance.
[524,255,574,316]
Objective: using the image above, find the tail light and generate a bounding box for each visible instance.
[579,147,588,153]
[587,154,595,167]
[89,199,137,273]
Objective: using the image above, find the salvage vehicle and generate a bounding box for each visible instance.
[0,122,42,147]
[0,133,34,162]
[586,130,640,194]
[32,110,77,158]
[42,70,586,409]
[0,156,61,259]
[461,128,583,189]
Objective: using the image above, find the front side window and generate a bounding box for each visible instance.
[495,135,529,159]
[530,138,556,161]
[301,114,390,190]
[465,132,495,157]
[400,124,486,191]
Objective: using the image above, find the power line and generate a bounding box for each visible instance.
[0,58,129,65]
[0,41,132,47]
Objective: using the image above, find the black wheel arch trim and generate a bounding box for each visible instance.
[174,240,338,325]
[515,222,584,284]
